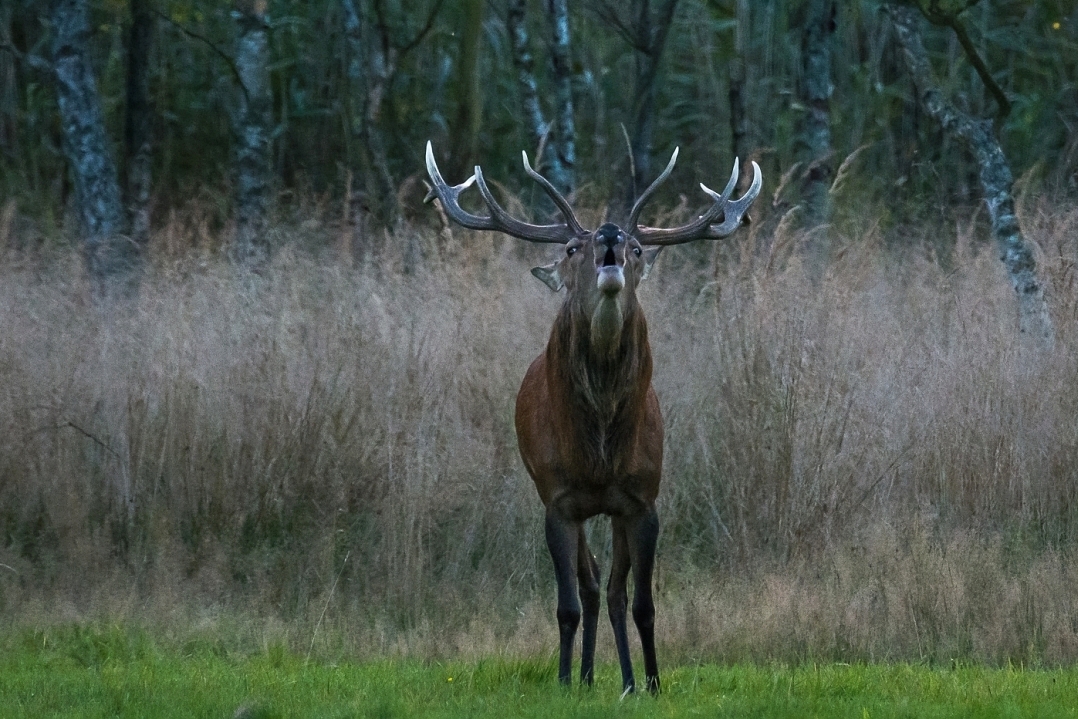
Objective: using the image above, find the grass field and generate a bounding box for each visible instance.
[5,205,1078,713]
[2,625,1077,718]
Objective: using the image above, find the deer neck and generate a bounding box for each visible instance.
[550,299,650,419]
[547,301,652,472]
[589,294,624,359]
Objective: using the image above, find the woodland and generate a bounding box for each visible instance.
[0,1,1074,272]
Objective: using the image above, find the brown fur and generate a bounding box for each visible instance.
[515,237,663,521]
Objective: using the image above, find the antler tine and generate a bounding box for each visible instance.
[424,141,571,243]
[521,151,587,237]
[634,159,763,246]
[626,147,679,233]
[706,156,740,203]
[698,160,763,239]
[424,141,495,231]
[473,167,568,243]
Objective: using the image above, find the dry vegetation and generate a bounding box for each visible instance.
[2,199,1078,665]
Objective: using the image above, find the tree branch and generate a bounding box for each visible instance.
[944,13,1010,119]
[396,0,445,57]
[910,0,1010,119]
[886,4,1052,344]
[0,38,52,74]
[591,1,647,52]
[152,8,248,103]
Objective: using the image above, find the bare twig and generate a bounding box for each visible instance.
[152,8,248,103]
[397,0,446,56]
[620,122,636,200]
[0,38,51,74]
[905,0,1010,119]
[61,421,120,459]
[306,550,350,666]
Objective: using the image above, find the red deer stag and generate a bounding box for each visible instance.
[425,141,761,694]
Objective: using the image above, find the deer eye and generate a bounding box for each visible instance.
[567,246,577,257]
[633,247,642,257]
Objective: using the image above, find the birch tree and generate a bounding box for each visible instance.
[339,0,443,226]
[232,0,272,266]
[728,0,749,172]
[49,0,138,295]
[545,0,575,195]
[124,0,154,247]
[595,0,679,207]
[507,0,569,194]
[798,0,835,229]
[887,4,1053,345]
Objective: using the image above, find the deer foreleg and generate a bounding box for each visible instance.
[626,507,660,694]
[608,519,635,693]
[545,510,581,685]
[577,526,601,686]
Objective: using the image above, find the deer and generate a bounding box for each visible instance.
[424,141,761,695]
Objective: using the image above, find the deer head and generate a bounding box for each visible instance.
[424,141,762,353]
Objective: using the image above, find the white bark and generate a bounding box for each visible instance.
[888,5,1053,347]
[232,1,273,266]
[50,0,139,294]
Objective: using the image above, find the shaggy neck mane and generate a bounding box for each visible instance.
[546,296,653,473]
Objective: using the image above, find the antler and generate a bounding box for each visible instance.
[629,149,763,246]
[424,141,586,243]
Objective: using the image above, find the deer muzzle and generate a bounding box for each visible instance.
[597,265,625,295]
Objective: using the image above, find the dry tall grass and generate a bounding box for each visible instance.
[2,201,1078,664]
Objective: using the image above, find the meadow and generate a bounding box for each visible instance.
[3,625,1078,718]
[3,194,1078,680]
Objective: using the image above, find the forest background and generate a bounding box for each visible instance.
[2,0,1078,665]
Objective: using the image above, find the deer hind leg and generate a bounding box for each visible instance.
[544,509,581,685]
[608,518,635,693]
[626,507,660,694]
[577,525,601,686]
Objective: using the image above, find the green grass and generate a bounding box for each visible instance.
[2,626,1078,718]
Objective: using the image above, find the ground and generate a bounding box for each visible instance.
[2,625,1077,718]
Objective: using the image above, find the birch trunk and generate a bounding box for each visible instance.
[507,0,568,194]
[618,0,678,210]
[124,0,153,247]
[799,0,834,229]
[49,0,138,294]
[545,0,575,195]
[232,0,273,266]
[340,0,398,227]
[887,5,1053,346]
[728,0,750,194]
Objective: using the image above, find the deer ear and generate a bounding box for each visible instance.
[530,263,564,292]
[641,247,662,280]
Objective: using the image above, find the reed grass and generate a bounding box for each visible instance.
[2,200,1078,664]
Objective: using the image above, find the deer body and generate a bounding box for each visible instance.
[516,253,664,691]
[425,142,761,694]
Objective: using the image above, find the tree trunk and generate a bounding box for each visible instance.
[507,0,568,194]
[545,0,575,195]
[340,0,398,227]
[49,0,137,295]
[887,5,1053,346]
[728,0,748,168]
[449,0,484,180]
[799,0,834,229]
[621,0,678,212]
[124,0,153,247]
[232,0,273,266]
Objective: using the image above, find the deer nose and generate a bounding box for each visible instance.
[596,223,623,266]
